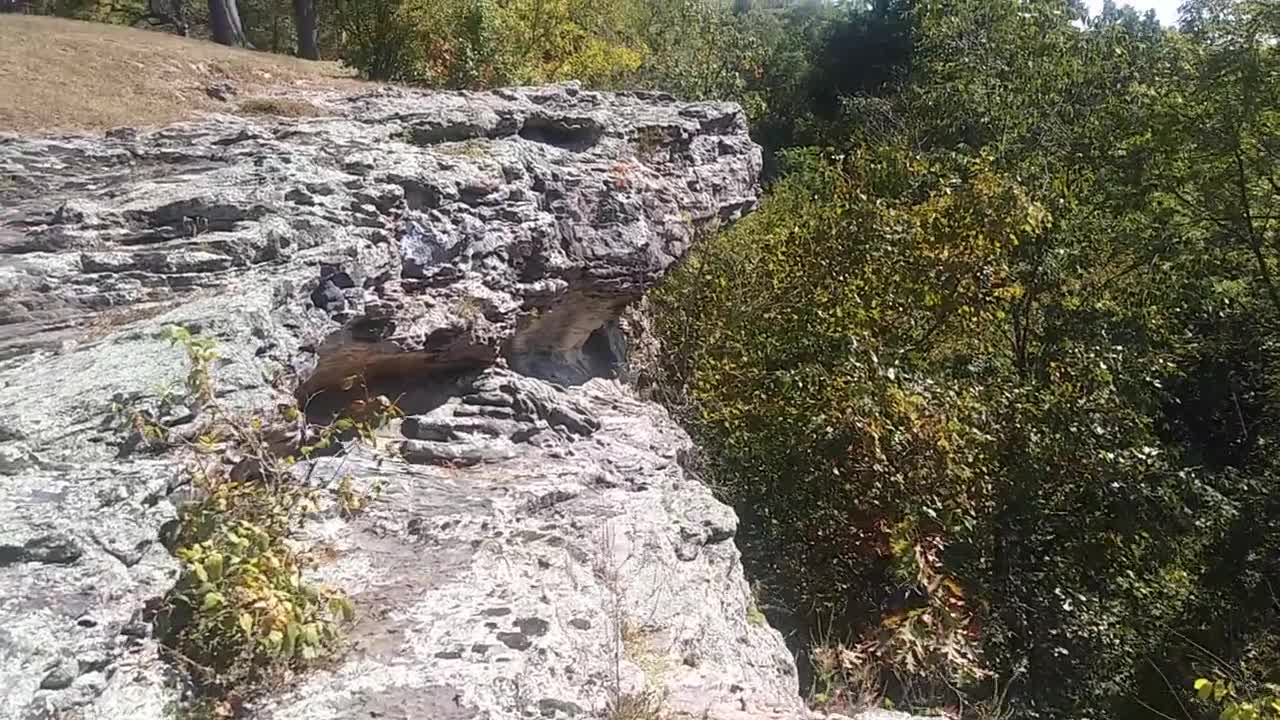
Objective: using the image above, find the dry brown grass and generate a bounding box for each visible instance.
[235,96,324,117]
[0,15,368,133]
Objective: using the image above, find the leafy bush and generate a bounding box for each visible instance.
[406,0,511,87]
[1195,677,1280,720]
[654,145,1045,699]
[336,0,424,81]
[494,0,645,87]
[652,1,1280,718]
[160,466,353,688]
[152,328,393,697]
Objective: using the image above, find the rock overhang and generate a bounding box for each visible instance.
[0,82,803,720]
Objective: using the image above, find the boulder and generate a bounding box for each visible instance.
[0,83,812,719]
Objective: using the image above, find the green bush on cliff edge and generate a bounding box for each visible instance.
[652,0,1280,716]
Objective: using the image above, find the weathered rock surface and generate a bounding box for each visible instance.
[266,369,801,720]
[0,83,822,719]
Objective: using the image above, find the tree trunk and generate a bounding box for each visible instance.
[293,0,319,60]
[271,0,281,53]
[208,0,248,47]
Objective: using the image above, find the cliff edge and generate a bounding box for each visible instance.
[0,83,806,719]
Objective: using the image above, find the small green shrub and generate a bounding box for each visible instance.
[160,466,353,688]
[336,0,425,81]
[165,325,218,407]
[152,328,396,697]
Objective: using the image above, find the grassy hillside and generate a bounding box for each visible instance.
[0,15,362,132]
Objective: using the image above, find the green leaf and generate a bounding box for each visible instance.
[239,613,254,635]
[1196,678,1213,701]
[333,595,355,622]
[283,621,301,657]
[204,553,224,582]
[200,592,224,611]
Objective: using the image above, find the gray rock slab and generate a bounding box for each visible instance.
[0,82,792,720]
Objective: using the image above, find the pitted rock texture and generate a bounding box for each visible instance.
[266,369,802,719]
[0,83,815,720]
[0,82,759,387]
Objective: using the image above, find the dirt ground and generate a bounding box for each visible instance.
[0,15,368,133]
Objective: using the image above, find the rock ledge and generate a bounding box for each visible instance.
[0,83,810,719]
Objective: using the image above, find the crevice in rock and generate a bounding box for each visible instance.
[297,348,493,413]
[298,338,499,401]
[506,294,627,385]
[518,115,604,152]
[0,534,83,567]
[404,122,489,146]
[582,321,626,376]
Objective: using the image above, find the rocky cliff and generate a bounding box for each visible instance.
[0,83,813,719]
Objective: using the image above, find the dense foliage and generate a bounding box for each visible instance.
[653,0,1280,717]
[332,0,841,166]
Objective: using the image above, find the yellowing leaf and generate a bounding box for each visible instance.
[204,553,224,582]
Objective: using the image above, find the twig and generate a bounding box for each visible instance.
[1146,657,1194,720]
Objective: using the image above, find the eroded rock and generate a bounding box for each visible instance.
[0,83,812,720]
[254,376,804,719]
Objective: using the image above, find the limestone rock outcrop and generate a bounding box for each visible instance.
[0,83,806,719]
